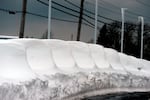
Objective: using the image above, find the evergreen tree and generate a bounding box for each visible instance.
[97,24,107,46]
[97,21,150,60]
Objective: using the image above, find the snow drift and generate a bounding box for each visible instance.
[0,39,150,100]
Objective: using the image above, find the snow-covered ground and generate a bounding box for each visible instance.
[0,39,150,100]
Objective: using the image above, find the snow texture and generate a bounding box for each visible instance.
[0,39,150,100]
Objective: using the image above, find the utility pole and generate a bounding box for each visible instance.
[48,0,52,39]
[19,0,27,38]
[94,0,98,44]
[121,8,127,53]
[138,16,144,59]
[77,0,84,41]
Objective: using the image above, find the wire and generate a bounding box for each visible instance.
[0,5,94,28]
[65,0,116,22]
[85,0,139,22]
[53,1,80,14]
[37,0,112,26]
[97,1,137,19]
[0,8,14,12]
[64,0,118,22]
[52,6,96,26]
[98,0,150,22]
[64,0,80,10]
[27,11,94,28]
[136,0,150,8]
[100,0,119,9]
[52,17,94,28]
[52,1,111,27]
[52,1,103,25]
[37,0,48,6]
[36,0,96,26]
[0,8,17,14]
[0,7,94,28]
[26,11,48,18]
[86,0,121,15]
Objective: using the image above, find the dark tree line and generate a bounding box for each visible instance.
[97,21,150,60]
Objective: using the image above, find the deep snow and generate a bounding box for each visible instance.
[0,39,150,100]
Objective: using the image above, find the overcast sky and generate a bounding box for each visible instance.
[0,0,150,42]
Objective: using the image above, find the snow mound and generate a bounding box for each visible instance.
[88,44,110,69]
[1,38,150,81]
[0,39,150,100]
[68,41,95,70]
[0,42,36,83]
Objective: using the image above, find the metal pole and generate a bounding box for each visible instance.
[121,8,127,52]
[94,0,98,44]
[48,0,51,39]
[138,16,144,59]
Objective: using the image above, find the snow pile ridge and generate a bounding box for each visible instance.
[0,38,149,82]
[0,41,36,83]
[0,39,150,99]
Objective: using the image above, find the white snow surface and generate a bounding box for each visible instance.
[0,39,150,100]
